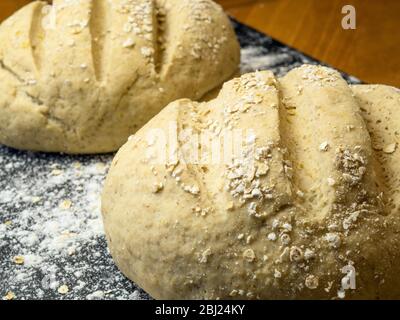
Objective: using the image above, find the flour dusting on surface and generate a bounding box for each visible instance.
[0,149,149,300]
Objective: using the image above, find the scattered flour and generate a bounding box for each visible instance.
[0,147,149,300]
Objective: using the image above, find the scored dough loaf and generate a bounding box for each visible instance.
[101,65,400,299]
[0,0,240,153]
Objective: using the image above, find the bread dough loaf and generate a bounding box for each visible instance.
[0,0,239,153]
[101,65,400,299]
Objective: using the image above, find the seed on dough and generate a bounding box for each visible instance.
[305,275,319,289]
[199,248,211,264]
[274,269,282,278]
[383,143,397,154]
[319,141,330,152]
[327,177,336,186]
[282,223,292,232]
[325,232,341,248]
[296,190,305,198]
[122,38,135,48]
[289,246,303,262]
[267,232,277,241]
[183,184,200,195]
[280,233,291,245]
[229,290,238,297]
[304,248,316,260]
[243,249,255,262]
[152,182,164,193]
[226,201,235,211]
[141,46,153,57]
[246,235,253,244]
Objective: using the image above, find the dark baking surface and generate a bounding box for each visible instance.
[0,19,360,300]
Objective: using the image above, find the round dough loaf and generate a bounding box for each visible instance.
[102,65,400,299]
[0,0,239,153]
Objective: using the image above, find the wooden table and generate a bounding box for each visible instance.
[219,0,400,87]
[1,0,399,87]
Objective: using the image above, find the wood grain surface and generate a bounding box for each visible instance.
[220,0,400,87]
[0,0,399,86]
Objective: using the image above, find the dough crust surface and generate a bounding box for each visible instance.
[102,65,400,299]
[0,0,239,153]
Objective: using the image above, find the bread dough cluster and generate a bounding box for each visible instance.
[102,65,400,299]
[0,0,239,153]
